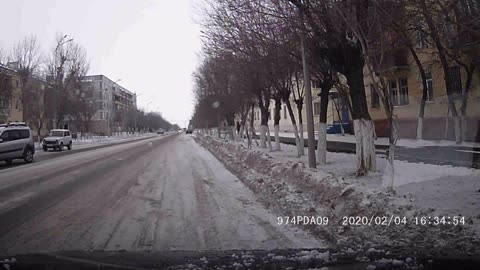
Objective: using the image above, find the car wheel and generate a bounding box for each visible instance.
[43,146,48,151]
[23,148,34,163]
[67,142,72,150]
[5,159,13,165]
[58,143,63,151]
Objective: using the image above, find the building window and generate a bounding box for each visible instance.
[370,84,380,108]
[389,79,398,106]
[283,105,287,119]
[0,97,9,108]
[425,72,434,101]
[268,109,271,120]
[416,23,428,48]
[389,78,409,106]
[448,66,463,94]
[313,102,321,115]
[398,78,409,105]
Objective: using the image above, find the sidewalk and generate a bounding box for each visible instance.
[277,131,480,149]
[258,132,480,168]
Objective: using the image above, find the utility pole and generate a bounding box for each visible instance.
[299,8,316,168]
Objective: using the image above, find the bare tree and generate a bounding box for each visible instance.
[46,34,89,129]
[0,47,8,65]
[11,35,42,124]
[0,72,14,123]
[287,0,377,175]
[410,0,479,143]
[292,71,305,155]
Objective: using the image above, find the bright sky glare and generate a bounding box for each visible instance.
[0,0,203,127]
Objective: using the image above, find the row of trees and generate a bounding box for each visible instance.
[192,0,479,188]
[0,34,174,135]
[121,109,175,133]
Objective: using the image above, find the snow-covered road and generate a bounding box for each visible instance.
[0,133,322,255]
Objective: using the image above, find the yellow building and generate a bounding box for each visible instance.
[0,65,23,124]
[249,45,480,142]
[364,45,480,141]
[1,64,50,140]
[252,84,349,135]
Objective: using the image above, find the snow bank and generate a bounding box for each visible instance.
[195,134,480,258]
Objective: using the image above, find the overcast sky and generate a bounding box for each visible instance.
[0,0,203,127]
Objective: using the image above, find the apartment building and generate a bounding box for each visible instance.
[0,63,50,140]
[0,64,22,124]
[364,46,480,141]
[252,38,480,142]
[252,52,480,142]
[80,75,137,135]
[252,82,350,135]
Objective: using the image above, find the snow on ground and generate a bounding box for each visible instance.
[270,142,479,188]
[195,133,480,258]
[242,140,480,234]
[276,131,480,148]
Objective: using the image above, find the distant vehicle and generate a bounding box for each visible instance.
[0,122,35,165]
[157,128,165,134]
[42,129,73,151]
[186,124,194,134]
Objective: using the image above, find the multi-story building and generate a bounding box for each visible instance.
[80,75,137,135]
[252,35,480,142]
[252,54,480,142]
[364,46,480,141]
[0,63,50,141]
[251,82,350,135]
[0,64,22,124]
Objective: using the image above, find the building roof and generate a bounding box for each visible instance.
[82,74,135,96]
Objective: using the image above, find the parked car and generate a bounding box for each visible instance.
[0,122,35,165]
[42,129,73,151]
[157,128,165,134]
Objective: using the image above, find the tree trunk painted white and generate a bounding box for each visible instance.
[416,117,423,140]
[299,124,305,156]
[444,117,449,140]
[251,125,258,147]
[454,116,461,143]
[266,125,273,151]
[339,122,345,136]
[291,124,302,157]
[383,143,395,190]
[274,124,281,151]
[354,119,377,175]
[230,125,236,141]
[247,128,252,148]
[316,122,327,164]
[460,115,467,143]
[239,126,245,142]
[259,125,267,148]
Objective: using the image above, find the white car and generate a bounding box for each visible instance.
[42,129,73,151]
[0,122,35,165]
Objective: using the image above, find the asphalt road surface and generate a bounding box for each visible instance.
[0,133,321,255]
